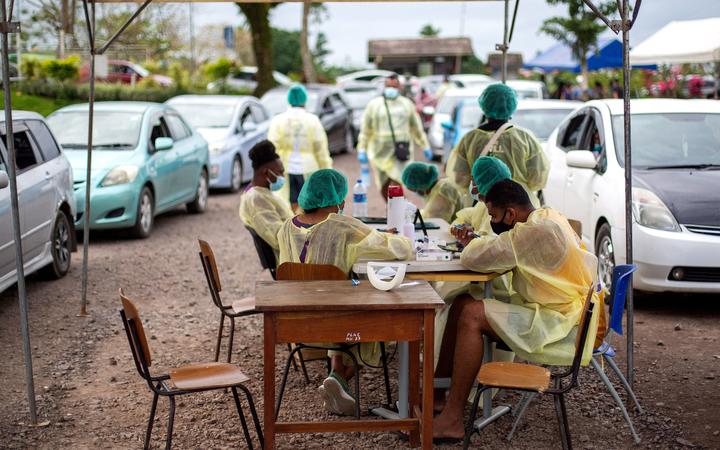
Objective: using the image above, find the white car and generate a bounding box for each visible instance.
[336,70,405,86]
[1,111,76,293]
[428,86,490,156]
[543,99,720,293]
[506,80,549,100]
[207,67,293,92]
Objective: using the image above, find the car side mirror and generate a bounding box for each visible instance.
[422,106,435,116]
[566,150,597,169]
[441,121,454,131]
[242,121,258,134]
[155,137,174,151]
[0,170,8,189]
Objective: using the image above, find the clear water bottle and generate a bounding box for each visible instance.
[352,179,368,218]
[358,150,372,187]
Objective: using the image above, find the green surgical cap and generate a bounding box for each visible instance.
[401,162,439,192]
[287,84,308,107]
[298,169,348,210]
[479,83,517,120]
[472,156,512,196]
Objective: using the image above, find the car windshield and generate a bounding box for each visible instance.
[47,111,143,150]
[513,109,575,140]
[513,89,540,99]
[437,95,471,115]
[262,91,320,116]
[343,89,377,109]
[612,113,720,168]
[171,104,235,128]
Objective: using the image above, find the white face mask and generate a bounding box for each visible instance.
[469,183,480,202]
[384,87,400,100]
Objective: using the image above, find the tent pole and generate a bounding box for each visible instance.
[500,0,508,83]
[79,0,94,316]
[1,0,37,424]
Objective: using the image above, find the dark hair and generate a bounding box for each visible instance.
[249,140,279,170]
[485,179,532,209]
[387,74,399,81]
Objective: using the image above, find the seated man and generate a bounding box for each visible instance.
[277,168,413,416]
[238,140,294,257]
[433,179,599,440]
[401,161,464,223]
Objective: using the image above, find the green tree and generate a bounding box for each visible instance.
[272,28,303,75]
[236,3,278,96]
[461,55,485,74]
[540,0,617,87]
[419,24,441,37]
[312,32,331,71]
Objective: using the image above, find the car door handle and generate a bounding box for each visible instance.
[44,171,52,180]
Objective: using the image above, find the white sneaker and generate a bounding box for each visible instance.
[322,376,356,416]
[318,384,341,415]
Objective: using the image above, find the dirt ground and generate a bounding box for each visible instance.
[1,152,719,450]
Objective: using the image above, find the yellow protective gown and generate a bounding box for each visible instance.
[448,126,549,206]
[238,186,294,256]
[268,107,332,201]
[420,178,465,223]
[460,207,599,366]
[358,96,429,186]
[277,213,414,366]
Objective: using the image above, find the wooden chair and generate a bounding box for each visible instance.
[245,226,278,280]
[198,239,258,364]
[463,286,597,450]
[274,262,393,419]
[118,289,263,450]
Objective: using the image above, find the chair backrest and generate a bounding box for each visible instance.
[568,219,582,238]
[569,285,596,384]
[198,239,222,292]
[119,289,153,377]
[245,225,278,280]
[608,264,638,336]
[276,262,347,281]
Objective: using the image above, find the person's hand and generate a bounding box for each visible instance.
[380,227,398,234]
[457,231,476,248]
[451,224,474,239]
[423,148,434,161]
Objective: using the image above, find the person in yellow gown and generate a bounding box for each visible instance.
[433,179,599,440]
[277,168,413,416]
[401,161,464,223]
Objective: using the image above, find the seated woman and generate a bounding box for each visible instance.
[433,179,599,440]
[401,161,464,223]
[238,140,293,257]
[277,168,413,416]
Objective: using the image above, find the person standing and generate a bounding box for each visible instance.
[358,75,431,201]
[268,84,332,211]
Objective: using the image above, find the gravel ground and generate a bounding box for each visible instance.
[1,152,718,449]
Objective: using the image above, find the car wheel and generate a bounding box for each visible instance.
[131,187,154,239]
[595,222,615,290]
[230,156,243,192]
[187,169,209,214]
[41,212,72,279]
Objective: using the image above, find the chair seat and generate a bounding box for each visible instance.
[231,297,256,315]
[170,362,250,390]
[477,362,551,392]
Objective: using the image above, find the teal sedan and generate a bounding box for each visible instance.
[47,102,209,238]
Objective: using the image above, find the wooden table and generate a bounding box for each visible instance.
[256,280,444,449]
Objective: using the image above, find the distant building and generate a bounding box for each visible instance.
[368,37,474,76]
[486,52,524,78]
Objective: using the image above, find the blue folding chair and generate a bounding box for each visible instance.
[507,265,643,443]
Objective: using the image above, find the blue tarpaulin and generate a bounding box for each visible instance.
[524,38,656,72]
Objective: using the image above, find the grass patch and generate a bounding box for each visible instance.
[0,91,82,117]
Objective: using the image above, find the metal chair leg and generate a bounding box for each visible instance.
[297,347,311,384]
[276,345,303,419]
[226,317,236,364]
[463,386,486,450]
[144,392,159,450]
[380,342,392,406]
[554,393,572,450]
[591,358,641,443]
[214,313,225,362]
[507,391,536,441]
[239,384,265,450]
[166,396,176,450]
[232,387,254,450]
[287,343,299,372]
[604,354,643,413]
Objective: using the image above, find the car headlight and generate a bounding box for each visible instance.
[632,187,680,232]
[209,142,226,155]
[101,165,139,187]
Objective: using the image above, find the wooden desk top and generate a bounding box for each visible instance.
[255,280,445,312]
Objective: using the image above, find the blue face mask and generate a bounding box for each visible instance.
[267,170,286,192]
[384,87,400,100]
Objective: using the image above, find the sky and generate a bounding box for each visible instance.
[192,1,720,67]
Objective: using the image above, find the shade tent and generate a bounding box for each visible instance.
[630,17,720,65]
[524,37,655,72]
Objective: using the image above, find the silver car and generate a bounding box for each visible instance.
[0,111,76,293]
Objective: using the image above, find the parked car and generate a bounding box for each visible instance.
[207,67,293,92]
[0,111,76,294]
[506,80,550,99]
[543,99,720,293]
[47,102,209,238]
[261,84,355,155]
[336,69,403,86]
[340,81,383,143]
[79,60,173,87]
[166,95,270,191]
[418,74,496,96]
[441,99,579,159]
[427,87,488,157]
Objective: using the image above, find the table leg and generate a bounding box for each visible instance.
[408,340,420,447]
[422,310,434,450]
[398,341,409,418]
[482,281,493,419]
[264,314,276,449]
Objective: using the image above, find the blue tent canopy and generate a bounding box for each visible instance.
[524,38,656,72]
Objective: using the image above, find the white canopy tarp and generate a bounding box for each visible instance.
[630,17,720,65]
